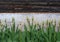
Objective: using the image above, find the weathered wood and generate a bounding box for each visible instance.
[0,2,60,12]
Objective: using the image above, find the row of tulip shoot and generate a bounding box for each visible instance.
[0,17,60,42]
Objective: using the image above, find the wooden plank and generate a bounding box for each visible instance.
[0,2,60,13]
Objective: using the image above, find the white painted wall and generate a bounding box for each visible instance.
[0,13,60,23]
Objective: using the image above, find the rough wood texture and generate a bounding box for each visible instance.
[0,2,60,13]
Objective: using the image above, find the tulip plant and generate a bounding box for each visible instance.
[0,17,60,42]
